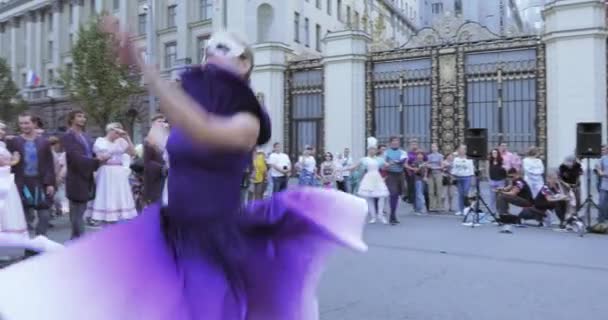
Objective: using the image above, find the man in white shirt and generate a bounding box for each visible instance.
[267,142,291,193]
[336,148,354,193]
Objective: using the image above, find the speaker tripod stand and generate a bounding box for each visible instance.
[577,157,599,231]
[462,160,498,228]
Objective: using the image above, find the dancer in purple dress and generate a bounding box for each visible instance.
[0,18,367,320]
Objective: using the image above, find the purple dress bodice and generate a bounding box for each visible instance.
[166,64,270,221]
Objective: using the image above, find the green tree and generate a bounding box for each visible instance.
[61,14,140,131]
[0,57,26,125]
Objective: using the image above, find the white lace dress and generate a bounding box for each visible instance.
[357,156,389,198]
[85,137,137,222]
[0,141,27,238]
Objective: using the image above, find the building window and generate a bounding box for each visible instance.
[327,0,331,15]
[337,0,342,22]
[197,36,209,62]
[431,2,443,14]
[304,17,310,47]
[354,10,359,29]
[66,63,73,76]
[21,73,26,88]
[294,12,300,43]
[69,34,74,49]
[164,42,177,69]
[346,5,351,26]
[113,0,120,11]
[315,24,321,51]
[200,0,213,20]
[138,13,147,35]
[47,40,53,60]
[48,12,53,30]
[91,0,96,15]
[316,0,321,9]
[167,5,177,28]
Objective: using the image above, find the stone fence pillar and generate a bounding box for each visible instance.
[544,0,607,168]
[251,42,290,149]
[323,30,371,160]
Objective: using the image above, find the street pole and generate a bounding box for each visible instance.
[146,0,157,122]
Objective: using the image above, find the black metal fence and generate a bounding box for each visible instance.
[285,63,324,160]
[371,58,433,149]
[465,49,538,154]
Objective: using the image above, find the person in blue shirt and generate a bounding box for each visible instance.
[384,137,407,225]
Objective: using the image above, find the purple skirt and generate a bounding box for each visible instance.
[0,188,367,320]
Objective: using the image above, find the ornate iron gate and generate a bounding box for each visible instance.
[285,60,324,160]
[367,17,546,155]
[368,55,433,149]
[465,47,542,153]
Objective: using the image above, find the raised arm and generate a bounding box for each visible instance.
[100,17,261,152]
[145,67,260,152]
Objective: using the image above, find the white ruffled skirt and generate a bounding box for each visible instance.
[86,165,137,222]
[0,166,28,238]
[357,171,389,198]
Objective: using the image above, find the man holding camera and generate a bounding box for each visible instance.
[267,142,291,193]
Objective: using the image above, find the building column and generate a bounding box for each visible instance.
[250,42,290,149]
[25,11,36,73]
[9,17,19,81]
[322,30,371,160]
[95,0,103,14]
[176,0,190,64]
[34,10,43,79]
[71,0,82,38]
[544,0,607,168]
[52,0,62,69]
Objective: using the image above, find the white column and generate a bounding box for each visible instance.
[544,0,608,168]
[52,0,61,68]
[25,12,35,72]
[71,0,82,36]
[117,0,128,28]
[322,30,371,160]
[34,10,43,78]
[176,0,190,63]
[9,18,18,81]
[250,42,290,149]
[95,0,103,14]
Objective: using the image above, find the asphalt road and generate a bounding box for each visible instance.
[1,205,606,320]
[318,213,606,320]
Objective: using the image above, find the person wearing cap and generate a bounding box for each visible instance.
[558,155,582,209]
[84,122,137,224]
[496,168,534,233]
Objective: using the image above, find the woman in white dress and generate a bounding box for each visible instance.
[0,121,62,254]
[49,137,69,216]
[86,122,137,223]
[523,146,545,198]
[354,137,390,224]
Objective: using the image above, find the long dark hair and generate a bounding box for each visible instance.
[488,148,503,165]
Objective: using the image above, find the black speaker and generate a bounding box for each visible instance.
[576,122,602,158]
[465,128,488,159]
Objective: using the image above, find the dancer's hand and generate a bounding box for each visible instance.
[46,185,55,197]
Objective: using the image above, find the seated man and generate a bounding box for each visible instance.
[496,168,534,232]
[520,171,569,228]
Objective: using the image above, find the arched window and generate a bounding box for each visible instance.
[257,4,274,42]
